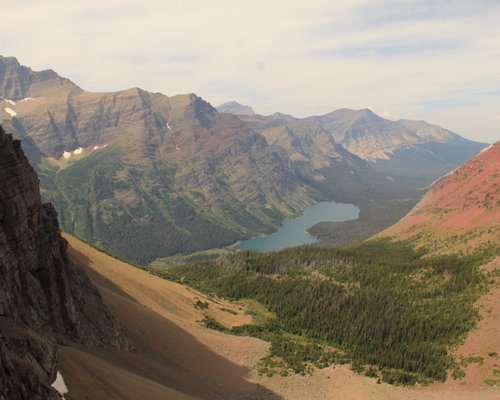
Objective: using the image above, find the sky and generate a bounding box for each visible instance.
[2,0,500,143]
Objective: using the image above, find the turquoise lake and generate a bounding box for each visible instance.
[237,202,359,252]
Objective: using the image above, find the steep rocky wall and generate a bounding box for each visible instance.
[0,125,125,399]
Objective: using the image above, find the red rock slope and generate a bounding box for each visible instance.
[379,142,499,254]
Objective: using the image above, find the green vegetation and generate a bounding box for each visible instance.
[40,147,248,264]
[307,197,419,247]
[194,300,209,309]
[164,239,492,385]
[462,356,484,366]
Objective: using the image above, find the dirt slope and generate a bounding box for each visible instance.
[61,233,277,400]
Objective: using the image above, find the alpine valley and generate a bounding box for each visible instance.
[0,54,498,400]
[0,55,486,264]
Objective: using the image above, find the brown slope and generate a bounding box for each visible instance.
[61,233,279,400]
[379,142,500,255]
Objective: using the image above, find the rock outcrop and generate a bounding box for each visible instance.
[0,125,125,399]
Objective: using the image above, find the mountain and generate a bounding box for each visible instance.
[379,142,500,254]
[0,55,79,100]
[0,56,370,264]
[0,56,487,265]
[216,101,255,115]
[0,126,125,399]
[312,108,421,161]
[311,108,487,183]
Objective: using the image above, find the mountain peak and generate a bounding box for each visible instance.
[216,101,255,116]
[0,55,80,100]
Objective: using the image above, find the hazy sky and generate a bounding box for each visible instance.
[2,0,499,142]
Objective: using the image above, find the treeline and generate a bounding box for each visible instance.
[165,240,492,384]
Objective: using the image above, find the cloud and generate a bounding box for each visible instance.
[1,0,499,142]
[492,115,500,121]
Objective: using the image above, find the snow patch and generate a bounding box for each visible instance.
[1,97,16,105]
[73,147,83,155]
[51,371,68,399]
[93,145,99,150]
[166,122,172,132]
[5,107,17,117]
[20,97,35,102]
[62,151,71,159]
[480,144,493,154]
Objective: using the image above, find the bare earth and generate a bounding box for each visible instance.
[61,233,499,400]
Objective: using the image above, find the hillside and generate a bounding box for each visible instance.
[162,143,499,397]
[379,142,500,254]
[60,233,279,400]
[62,232,499,400]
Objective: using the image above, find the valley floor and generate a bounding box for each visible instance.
[61,233,499,400]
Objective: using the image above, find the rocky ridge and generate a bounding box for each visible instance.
[0,125,125,399]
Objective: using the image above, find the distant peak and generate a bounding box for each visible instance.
[0,55,81,100]
[216,101,255,116]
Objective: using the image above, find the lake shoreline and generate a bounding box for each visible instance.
[237,202,359,252]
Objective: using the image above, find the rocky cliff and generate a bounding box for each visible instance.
[0,125,124,399]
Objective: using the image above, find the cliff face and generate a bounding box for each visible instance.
[0,125,124,399]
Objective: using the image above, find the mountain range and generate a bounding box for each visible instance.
[0,55,487,264]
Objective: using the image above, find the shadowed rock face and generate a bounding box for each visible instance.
[0,125,125,400]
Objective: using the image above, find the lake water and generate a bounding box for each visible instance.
[237,202,359,252]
